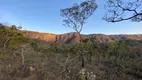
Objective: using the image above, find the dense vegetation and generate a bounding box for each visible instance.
[0,24,142,80]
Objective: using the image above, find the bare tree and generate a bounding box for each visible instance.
[103,0,142,22]
[20,44,31,65]
[61,0,97,40]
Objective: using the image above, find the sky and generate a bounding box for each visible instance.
[0,0,142,34]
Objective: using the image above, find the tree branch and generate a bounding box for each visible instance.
[111,13,142,22]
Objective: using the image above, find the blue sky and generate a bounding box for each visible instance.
[0,0,142,34]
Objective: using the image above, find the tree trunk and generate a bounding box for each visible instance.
[77,32,85,68]
[4,38,10,53]
[77,32,82,42]
[21,48,25,65]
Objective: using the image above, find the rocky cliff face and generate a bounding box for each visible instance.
[23,31,57,43]
[56,32,80,44]
[22,31,80,44]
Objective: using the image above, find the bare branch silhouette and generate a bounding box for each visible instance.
[103,0,142,22]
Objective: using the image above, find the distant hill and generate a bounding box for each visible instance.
[1,24,142,44]
[22,30,142,44]
[82,34,142,43]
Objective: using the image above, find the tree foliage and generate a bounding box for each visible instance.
[103,0,142,22]
[0,24,30,51]
[61,0,97,34]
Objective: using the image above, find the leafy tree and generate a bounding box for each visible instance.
[103,0,142,22]
[61,0,97,69]
[18,24,22,30]
[61,0,97,40]
[60,1,97,79]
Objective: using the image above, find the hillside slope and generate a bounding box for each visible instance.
[1,24,142,44]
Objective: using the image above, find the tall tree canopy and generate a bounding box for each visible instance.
[103,0,142,22]
[60,0,97,36]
